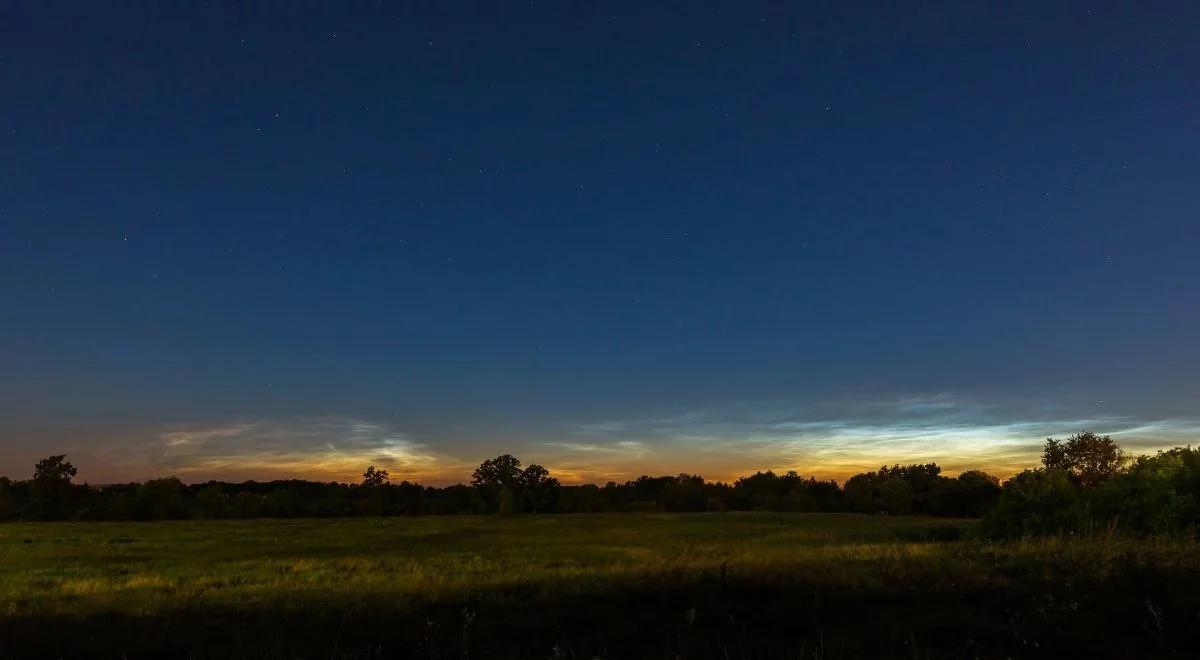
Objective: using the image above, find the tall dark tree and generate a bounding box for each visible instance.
[471,455,524,489]
[472,455,527,513]
[520,463,552,487]
[359,466,391,516]
[29,455,79,520]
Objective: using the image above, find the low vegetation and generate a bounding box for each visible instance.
[1,513,1197,658]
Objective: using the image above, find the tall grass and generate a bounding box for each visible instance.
[0,513,1195,658]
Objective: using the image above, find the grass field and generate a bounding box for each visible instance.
[1,513,1197,658]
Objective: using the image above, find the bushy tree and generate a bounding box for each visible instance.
[519,463,559,513]
[33,455,77,483]
[1042,431,1126,487]
[29,455,80,520]
[843,473,879,513]
[983,437,1200,537]
[470,455,559,513]
[733,470,820,511]
[982,468,1089,538]
[955,470,1002,516]
[1093,448,1199,534]
[929,471,1002,517]
[472,455,523,489]
[361,465,390,487]
[843,465,936,514]
[661,474,707,512]
[806,478,845,511]
[471,455,518,512]
[880,463,940,511]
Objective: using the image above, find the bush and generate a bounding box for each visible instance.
[984,444,1200,539]
[1094,448,1199,535]
[982,468,1089,538]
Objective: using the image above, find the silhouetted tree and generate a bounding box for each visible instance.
[472,455,523,489]
[1095,447,1200,534]
[29,455,79,520]
[982,434,1170,537]
[361,465,390,487]
[955,470,1002,517]
[33,454,76,483]
[730,471,827,512]
[879,463,940,512]
[806,477,845,511]
[662,474,707,512]
[982,468,1086,537]
[733,471,790,510]
[843,466,926,514]
[473,454,545,513]
[6,435,1184,526]
[1042,431,1127,487]
[843,472,878,513]
[519,463,559,513]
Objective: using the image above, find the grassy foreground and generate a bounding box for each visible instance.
[0,514,1197,658]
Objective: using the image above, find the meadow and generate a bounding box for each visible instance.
[0,513,1197,658]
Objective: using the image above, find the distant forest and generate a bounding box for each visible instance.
[2,432,1198,538]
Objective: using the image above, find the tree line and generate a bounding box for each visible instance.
[2,432,1197,537]
[0,452,998,521]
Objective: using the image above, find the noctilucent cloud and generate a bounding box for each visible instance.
[2,2,1198,484]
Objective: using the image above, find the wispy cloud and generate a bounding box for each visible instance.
[558,394,1200,481]
[539,440,651,484]
[545,440,649,457]
[93,418,471,484]
[23,395,1199,486]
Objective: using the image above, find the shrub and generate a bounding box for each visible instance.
[982,468,1089,538]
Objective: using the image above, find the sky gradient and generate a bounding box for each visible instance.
[2,2,1198,485]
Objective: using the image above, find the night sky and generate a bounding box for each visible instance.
[2,2,1198,485]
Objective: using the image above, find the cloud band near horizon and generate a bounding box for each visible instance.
[4,395,1197,485]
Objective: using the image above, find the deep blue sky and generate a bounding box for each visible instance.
[2,2,1198,483]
